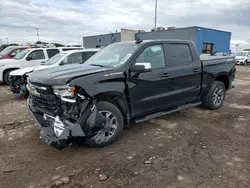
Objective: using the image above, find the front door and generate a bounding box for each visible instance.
[25,50,46,67]
[128,44,172,116]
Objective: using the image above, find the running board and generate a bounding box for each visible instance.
[135,102,202,123]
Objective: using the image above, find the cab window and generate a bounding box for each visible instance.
[136,45,166,69]
[27,50,45,60]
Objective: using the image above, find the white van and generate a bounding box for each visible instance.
[9,48,99,94]
[0,47,83,83]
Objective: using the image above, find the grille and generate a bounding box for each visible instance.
[29,83,59,113]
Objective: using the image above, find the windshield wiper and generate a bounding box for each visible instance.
[89,64,105,67]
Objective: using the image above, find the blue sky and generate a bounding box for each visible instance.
[0,0,249,50]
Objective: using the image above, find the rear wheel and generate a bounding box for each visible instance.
[203,81,226,110]
[85,101,124,147]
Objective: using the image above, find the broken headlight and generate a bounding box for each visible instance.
[52,85,76,103]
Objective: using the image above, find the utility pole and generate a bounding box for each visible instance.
[6,38,8,44]
[36,28,40,41]
[154,0,158,30]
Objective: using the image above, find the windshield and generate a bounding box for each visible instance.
[43,53,66,65]
[236,52,247,56]
[0,46,16,56]
[13,49,30,60]
[84,43,139,67]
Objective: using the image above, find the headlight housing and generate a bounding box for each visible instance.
[53,85,79,103]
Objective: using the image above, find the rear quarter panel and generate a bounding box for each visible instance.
[200,56,236,100]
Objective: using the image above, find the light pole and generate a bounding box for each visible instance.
[154,0,158,30]
[6,38,8,44]
[36,28,40,41]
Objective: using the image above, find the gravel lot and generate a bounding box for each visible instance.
[0,66,250,188]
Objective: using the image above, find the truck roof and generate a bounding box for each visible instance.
[119,39,194,44]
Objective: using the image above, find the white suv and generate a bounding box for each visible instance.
[0,47,83,84]
[9,49,99,95]
[235,51,250,65]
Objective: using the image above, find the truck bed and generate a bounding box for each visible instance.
[201,56,235,66]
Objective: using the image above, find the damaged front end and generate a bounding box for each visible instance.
[27,81,106,150]
[9,74,29,96]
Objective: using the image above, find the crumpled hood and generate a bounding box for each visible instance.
[29,64,113,85]
[10,66,38,76]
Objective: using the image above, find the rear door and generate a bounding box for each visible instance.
[163,43,202,104]
[46,49,60,58]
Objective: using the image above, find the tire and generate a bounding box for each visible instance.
[85,101,124,147]
[203,81,226,110]
[244,60,248,66]
[3,70,12,85]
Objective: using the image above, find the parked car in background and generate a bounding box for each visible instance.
[27,40,236,150]
[0,47,82,84]
[235,51,250,65]
[9,48,99,95]
[0,46,28,60]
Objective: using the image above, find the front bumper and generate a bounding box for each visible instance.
[9,75,27,94]
[236,60,245,65]
[28,96,106,150]
[27,98,85,150]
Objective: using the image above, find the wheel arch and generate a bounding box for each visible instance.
[214,73,230,90]
[94,91,130,125]
[3,68,20,81]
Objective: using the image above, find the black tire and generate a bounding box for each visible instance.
[3,70,12,85]
[203,81,226,110]
[85,101,124,147]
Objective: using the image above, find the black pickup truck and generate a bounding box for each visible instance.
[27,40,236,150]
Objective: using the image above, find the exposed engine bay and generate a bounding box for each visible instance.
[27,81,107,150]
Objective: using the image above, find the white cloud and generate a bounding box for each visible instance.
[0,0,249,48]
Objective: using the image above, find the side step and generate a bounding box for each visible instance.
[135,102,201,123]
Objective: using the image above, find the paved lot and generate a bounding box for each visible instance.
[0,66,250,188]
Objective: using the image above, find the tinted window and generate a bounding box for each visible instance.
[64,52,83,64]
[62,48,81,51]
[136,45,165,69]
[11,49,22,56]
[47,49,60,58]
[82,51,97,63]
[164,44,193,67]
[27,50,45,60]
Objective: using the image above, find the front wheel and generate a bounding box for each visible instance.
[85,101,124,147]
[244,60,248,66]
[3,70,12,85]
[203,81,226,110]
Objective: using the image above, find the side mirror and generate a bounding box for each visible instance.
[10,53,16,58]
[26,56,32,61]
[131,62,152,72]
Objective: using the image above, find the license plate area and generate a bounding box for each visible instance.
[43,114,65,137]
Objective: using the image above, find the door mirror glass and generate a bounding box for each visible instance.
[131,62,152,72]
[26,56,32,61]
